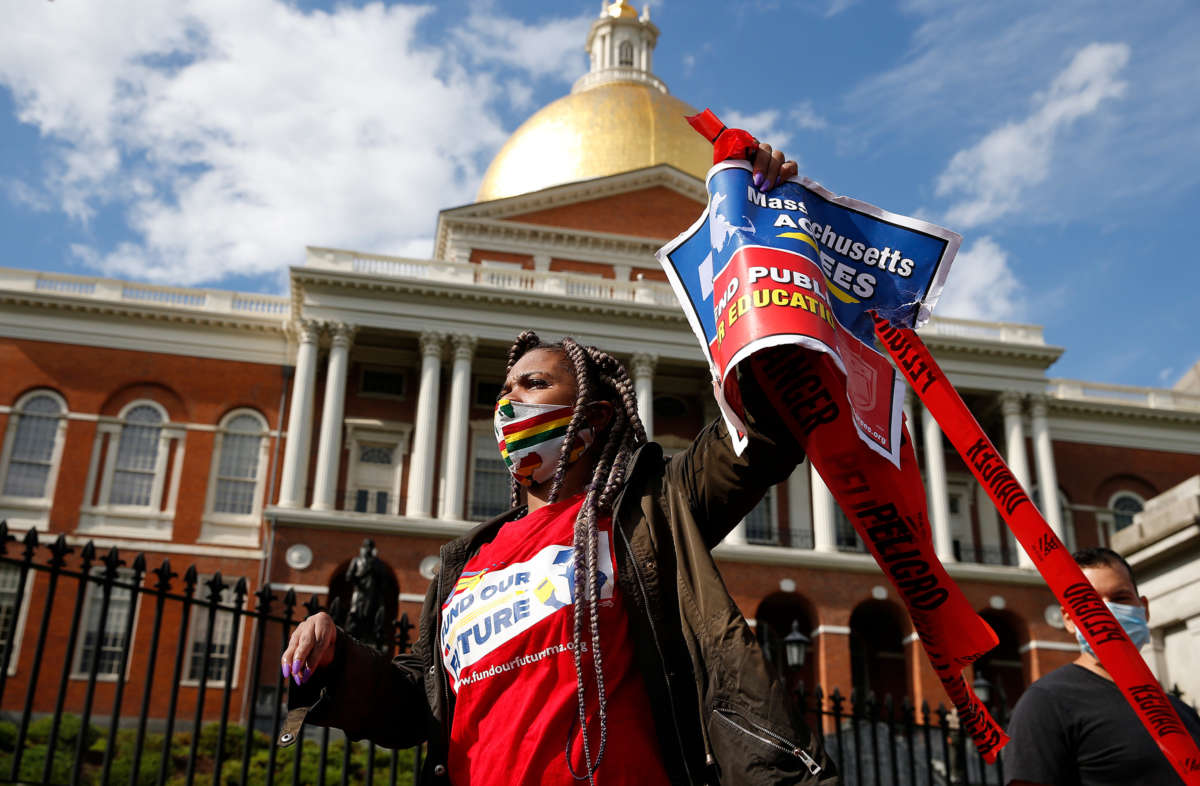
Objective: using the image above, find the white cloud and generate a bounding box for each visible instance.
[450,7,592,82]
[721,102,828,158]
[934,236,1024,321]
[935,43,1129,229]
[825,0,859,17]
[0,0,590,285]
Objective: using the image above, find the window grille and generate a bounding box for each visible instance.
[1112,494,1144,531]
[76,569,135,676]
[187,578,237,682]
[0,564,20,666]
[745,489,777,544]
[110,405,163,506]
[469,435,510,520]
[618,41,634,66]
[3,394,62,498]
[359,445,393,465]
[360,369,406,398]
[213,414,263,515]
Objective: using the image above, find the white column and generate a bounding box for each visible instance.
[1030,395,1065,542]
[921,403,955,562]
[311,322,355,511]
[902,389,915,435]
[439,334,477,520]
[278,320,321,508]
[810,463,837,552]
[787,460,813,548]
[1000,391,1035,568]
[406,332,444,518]
[630,353,656,440]
[1000,392,1032,491]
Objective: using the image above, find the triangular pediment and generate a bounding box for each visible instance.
[435,164,707,257]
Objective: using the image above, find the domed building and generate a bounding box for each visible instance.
[475,1,711,202]
[1,0,1199,755]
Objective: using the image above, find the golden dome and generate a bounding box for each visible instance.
[475,80,713,202]
[607,1,638,18]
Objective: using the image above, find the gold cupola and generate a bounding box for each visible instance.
[474,2,712,202]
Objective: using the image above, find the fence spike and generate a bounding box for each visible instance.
[302,594,324,617]
[100,546,124,579]
[183,565,199,593]
[884,693,895,720]
[47,534,72,567]
[131,552,147,574]
[153,559,177,591]
[283,587,297,613]
[233,576,249,602]
[0,520,8,555]
[21,527,38,558]
[80,540,96,562]
[254,582,276,613]
[328,595,343,623]
[205,572,229,603]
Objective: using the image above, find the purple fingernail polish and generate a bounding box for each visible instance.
[752,171,763,187]
[282,662,290,679]
[293,672,302,686]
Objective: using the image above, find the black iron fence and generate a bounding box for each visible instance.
[0,521,1009,785]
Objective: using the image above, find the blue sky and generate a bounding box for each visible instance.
[2,0,1198,387]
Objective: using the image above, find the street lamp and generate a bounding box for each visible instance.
[973,672,992,706]
[783,620,811,668]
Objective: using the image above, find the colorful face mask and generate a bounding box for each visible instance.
[1073,601,1150,658]
[494,398,593,487]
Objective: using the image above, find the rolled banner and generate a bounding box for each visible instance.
[660,110,1006,759]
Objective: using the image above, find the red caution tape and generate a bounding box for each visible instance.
[873,315,1200,784]
[748,346,1009,762]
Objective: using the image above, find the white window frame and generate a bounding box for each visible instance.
[0,562,36,677]
[180,574,245,689]
[342,419,412,517]
[467,420,512,522]
[357,366,408,402]
[1098,490,1147,544]
[78,400,185,541]
[0,389,69,532]
[743,486,780,545]
[70,567,140,682]
[199,409,271,547]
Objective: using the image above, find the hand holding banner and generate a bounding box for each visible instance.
[659,110,1005,759]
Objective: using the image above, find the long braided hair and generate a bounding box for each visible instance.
[505,330,647,782]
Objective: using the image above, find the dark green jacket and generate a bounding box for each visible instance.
[283,410,836,785]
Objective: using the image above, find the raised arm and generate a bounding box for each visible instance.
[667,355,805,549]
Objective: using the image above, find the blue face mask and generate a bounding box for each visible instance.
[1074,601,1149,658]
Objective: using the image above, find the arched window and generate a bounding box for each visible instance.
[211,412,267,515]
[1,391,66,500]
[618,41,634,66]
[109,404,164,506]
[1110,491,1145,532]
[80,399,183,539]
[198,410,270,545]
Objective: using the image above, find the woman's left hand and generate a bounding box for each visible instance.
[751,142,798,192]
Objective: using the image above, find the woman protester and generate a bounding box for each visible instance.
[280,144,835,785]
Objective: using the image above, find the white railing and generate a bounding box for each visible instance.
[1049,379,1200,412]
[0,268,289,318]
[306,247,680,308]
[917,316,1045,346]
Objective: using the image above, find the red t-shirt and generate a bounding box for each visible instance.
[440,494,671,784]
